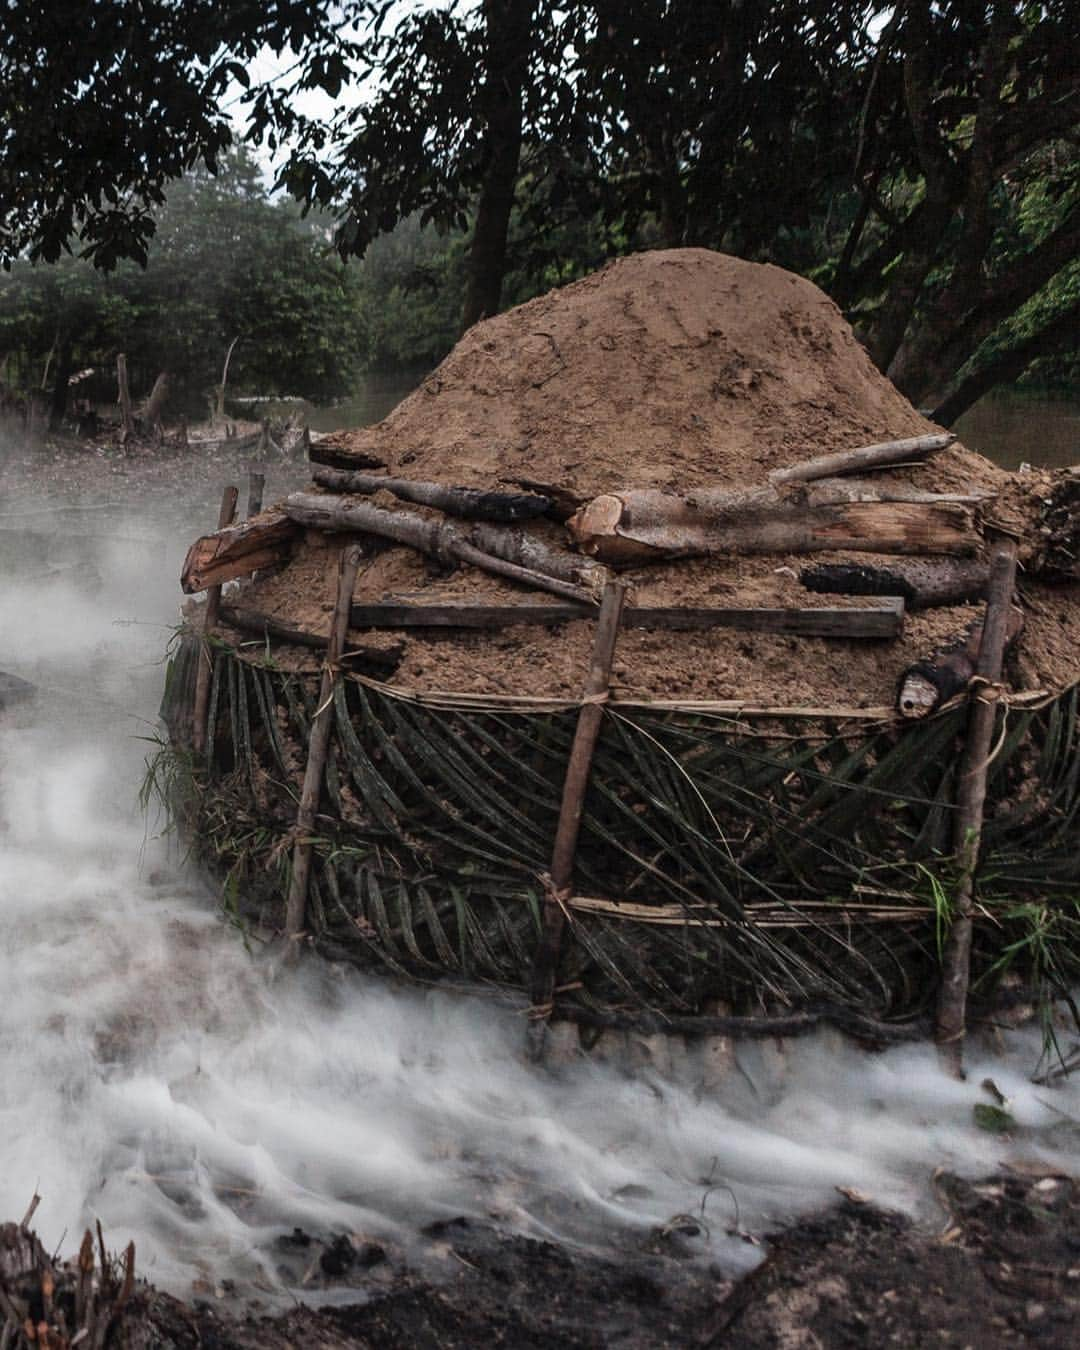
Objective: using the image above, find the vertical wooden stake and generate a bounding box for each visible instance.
[935,539,1019,1076]
[191,485,239,759]
[246,469,265,519]
[284,544,364,943]
[526,581,627,1060]
[116,352,135,442]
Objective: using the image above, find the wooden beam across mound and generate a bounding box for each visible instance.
[347,597,905,638]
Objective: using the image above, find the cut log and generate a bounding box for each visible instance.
[283,491,611,603]
[800,558,990,609]
[181,510,300,593]
[769,432,955,484]
[312,463,551,523]
[346,596,904,638]
[568,479,981,563]
[897,603,1024,718]
[309,439,387,471]
[218,603,405,671]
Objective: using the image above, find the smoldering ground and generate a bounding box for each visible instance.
[0,489,1077,1309]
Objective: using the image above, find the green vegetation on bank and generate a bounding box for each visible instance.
[0,3,1076,425]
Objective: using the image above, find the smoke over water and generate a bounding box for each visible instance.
[0,495,1077,1300]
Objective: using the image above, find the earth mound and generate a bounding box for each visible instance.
[320,248,1004,501]
[244,248,1076,707]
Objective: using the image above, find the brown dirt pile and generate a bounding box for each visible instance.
[320,248,1005,501]
[244,249,1078,706]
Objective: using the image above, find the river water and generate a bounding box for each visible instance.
[1,392,1078,1303]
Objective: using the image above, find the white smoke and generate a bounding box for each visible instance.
[0,494,1076,1300]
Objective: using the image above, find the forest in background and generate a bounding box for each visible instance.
[0,1,1076,430]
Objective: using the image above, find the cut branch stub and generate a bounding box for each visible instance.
[897,602,1023,718]
[181,509,300,593]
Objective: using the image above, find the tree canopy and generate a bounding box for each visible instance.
[1,1,1077,422]
[0,152,368,424]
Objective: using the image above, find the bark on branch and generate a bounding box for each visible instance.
[568,478,983,564]
[284,491,611,603]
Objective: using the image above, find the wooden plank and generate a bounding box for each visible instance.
[218,603,405,669]
[349,597,905,638]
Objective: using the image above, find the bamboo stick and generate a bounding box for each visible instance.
[526,581,627,1060]
[935,540,1019,1076]
[191,485,238,759]
[769,432,955,484]
[284,544,364,941]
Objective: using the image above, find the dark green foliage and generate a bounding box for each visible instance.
[0,2,354,269]
[0,151,368,415]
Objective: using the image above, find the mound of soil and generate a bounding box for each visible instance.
[321,249,1003,502]
[241,249,1079,707]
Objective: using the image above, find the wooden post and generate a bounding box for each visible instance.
[526,581,628,1060]
[284,544,363,942]
[116,353,135,442]
[246,469,265,519]
[191,485,239,759]
[935,539,1019,1076]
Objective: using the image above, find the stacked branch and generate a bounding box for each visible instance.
[897,604,1024,718]
[283,491,611,603]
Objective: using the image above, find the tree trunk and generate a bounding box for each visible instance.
[460,0,531,331]
[931,298,1080,426]
[142,372,169,432]
[116,353,135,441]
[48,339,73,431]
